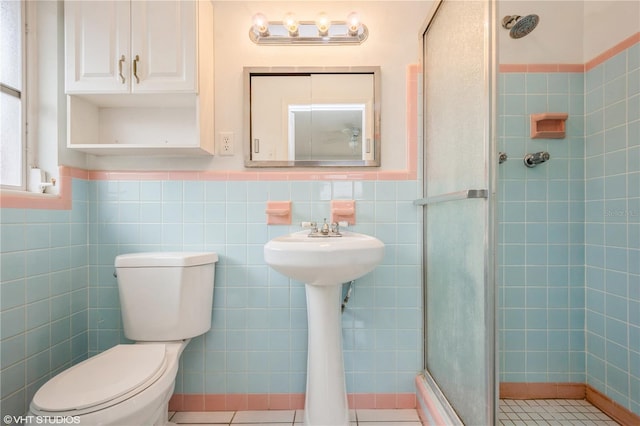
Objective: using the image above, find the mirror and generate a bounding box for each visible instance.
[244,67,380,167]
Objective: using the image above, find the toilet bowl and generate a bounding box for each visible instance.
[29,252,218,426]
[30,342,185,425]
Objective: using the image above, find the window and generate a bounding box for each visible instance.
[1,0,26,189]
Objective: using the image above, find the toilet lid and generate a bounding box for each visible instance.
[32,344,167,412]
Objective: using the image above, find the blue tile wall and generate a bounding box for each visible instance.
[499,39,640,417]
[86,179,422,397]
[584,44,640,416]
[498,70,586,384]
[0,179,89,418]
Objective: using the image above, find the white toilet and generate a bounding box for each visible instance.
[29,252,218,425]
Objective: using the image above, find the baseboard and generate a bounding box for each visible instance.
[500,382,640,426]
[168,393,416,412]
[585,385,640,426]
[415,373,464,426]
[499,382,585,399]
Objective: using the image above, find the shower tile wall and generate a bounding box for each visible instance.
[87,179,422,398]
[0,179,90,417]
[498,70,587,383]
[499,39,640,417]
[584,43,639,415]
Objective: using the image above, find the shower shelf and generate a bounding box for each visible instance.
[530,113,568,139]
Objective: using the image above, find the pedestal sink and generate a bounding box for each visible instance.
[264,230,384,426]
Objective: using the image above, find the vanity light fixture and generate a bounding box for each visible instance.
[249,12,368,45]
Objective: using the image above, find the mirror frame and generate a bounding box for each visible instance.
[243,66,381,167]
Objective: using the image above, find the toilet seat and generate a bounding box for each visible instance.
[31,344,168,416]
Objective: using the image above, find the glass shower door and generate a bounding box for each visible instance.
[419,0,497,424]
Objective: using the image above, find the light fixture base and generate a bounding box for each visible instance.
[249,21,368,45]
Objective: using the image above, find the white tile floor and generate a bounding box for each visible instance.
[169,409,422,425]
[498,399,620,425]
[170,399,619,426]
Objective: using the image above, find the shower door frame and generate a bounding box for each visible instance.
[418,0,499,423]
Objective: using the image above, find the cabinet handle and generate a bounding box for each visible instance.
[133,54,140,84]
[118,55,125,84]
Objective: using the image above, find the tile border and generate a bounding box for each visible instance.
[0,166,80,210]
[0,65,420,210]
[415,374,448,426]
[500,382,640,426]
[500,31,639,73]
[168,393,416,412]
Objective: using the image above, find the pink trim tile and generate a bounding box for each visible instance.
[198,171,228,181]
[289,393,305,409]
[406,64,420,178]
[558,63,585,73]
[227,171,259,181]
[256,171,289,181]
[168,394,183,412]
[351,393,376,409]
[586,32,640,71]
[0,166,72,210]
[182,394,204,411]
[501,32,639,74]
[374,394,396,408]
[499,64,528,73]
[378,171,411,180]
[247,394,269,410]
[204,394,226,411]
[269,394,292,410]
[527,64,560,73]
[225,394,249,411]
[172,393,416,411]
[167,171,198,180]
[396,393,417,409]
[60,165,88,179]
[415,376,447,426]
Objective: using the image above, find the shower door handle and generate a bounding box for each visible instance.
[413,189,488,206]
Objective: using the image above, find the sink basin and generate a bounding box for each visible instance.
[264,230,384,286]
[264,230,384,426]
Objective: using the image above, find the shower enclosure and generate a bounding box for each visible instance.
[421,0,640,423]
[419,0,498,424]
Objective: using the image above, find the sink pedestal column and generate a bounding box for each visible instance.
[303,283,349,426]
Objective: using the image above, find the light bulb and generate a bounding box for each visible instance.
[283,12,299,37]
[346,12,361,36]
[315,12,331,37]
[252,13,269,37]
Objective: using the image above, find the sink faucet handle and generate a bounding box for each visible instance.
[301,221,318,231]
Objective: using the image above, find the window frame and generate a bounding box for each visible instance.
[1,0,28,191]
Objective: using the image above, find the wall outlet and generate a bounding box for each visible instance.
[219,132,234,156]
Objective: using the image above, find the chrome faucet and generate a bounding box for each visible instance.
[320,219,330,235]
[304,218,342,237]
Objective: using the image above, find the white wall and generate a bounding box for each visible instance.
[28,1,87,190]
[499,0,639,65]
[85,1,431,171]
[583,0,640,61]
[498,1,584,64]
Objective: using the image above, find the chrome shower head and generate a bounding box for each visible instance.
[502,14,539,39]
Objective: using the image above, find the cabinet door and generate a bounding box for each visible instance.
[65,1,130,93]
[130,1,197,93]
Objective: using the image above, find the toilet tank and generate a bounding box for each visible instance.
[115,252,218,341]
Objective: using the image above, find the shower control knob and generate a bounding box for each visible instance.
[524,151,550,168]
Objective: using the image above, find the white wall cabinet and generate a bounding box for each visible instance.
[64,0,214,155]
[65,1,196,94]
